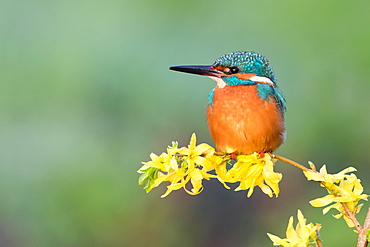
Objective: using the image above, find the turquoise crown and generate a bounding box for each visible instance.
[213,51,277,83]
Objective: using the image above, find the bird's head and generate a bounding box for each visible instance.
[170,51,276,88]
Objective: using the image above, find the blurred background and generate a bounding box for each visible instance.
[1,0,370,246]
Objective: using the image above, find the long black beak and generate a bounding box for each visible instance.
[169,65,223,78]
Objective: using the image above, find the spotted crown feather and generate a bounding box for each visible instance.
[214,51,277,83]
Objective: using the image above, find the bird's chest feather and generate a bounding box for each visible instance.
[206,84,285,153]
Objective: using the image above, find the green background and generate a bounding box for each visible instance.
[1,0,370,246]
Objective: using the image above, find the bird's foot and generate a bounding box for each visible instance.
[230,152,237,160]
[258,152,265,158]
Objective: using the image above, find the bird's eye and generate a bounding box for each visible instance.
[229,67,239,74]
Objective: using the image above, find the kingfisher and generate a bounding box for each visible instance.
[169,51,286,155]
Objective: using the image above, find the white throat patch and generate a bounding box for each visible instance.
[209,76,227,88]
[208,75,274,88]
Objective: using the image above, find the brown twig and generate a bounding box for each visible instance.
[340,202,362,232]
[315,228,323,247]
[357,207,370,247]
[272,154,310,172]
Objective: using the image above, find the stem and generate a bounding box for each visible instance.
[272,154,310,172]
[357,207,370,247]
[316,228,323,247]
[341,202,362,232]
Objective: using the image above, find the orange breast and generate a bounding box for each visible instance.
[206,84,285,155]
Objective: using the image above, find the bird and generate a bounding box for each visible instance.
[169,51,286,155]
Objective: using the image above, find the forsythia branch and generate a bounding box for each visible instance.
[138,133,282,198]
[138,133,370,247]
[275,154,369,247]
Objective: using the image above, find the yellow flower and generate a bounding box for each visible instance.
[138,152,177,172]
[304,164,357,184]
[138,134,282,198]
[304,164,369,227]
[138,151,178,193]
[267,210,321,247]
[219,153,282,197]
[146,133,220,198]
[176,133,216,171]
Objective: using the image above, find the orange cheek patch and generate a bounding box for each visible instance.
[213,65,225,71]
[233,73,256,80]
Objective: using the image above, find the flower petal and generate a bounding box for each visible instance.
[193,143,214,155]
[309,195,335,207]
[303,170,324,181]
[189,133,197,150]
[267,233,286,246]
[286,216,297,239]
